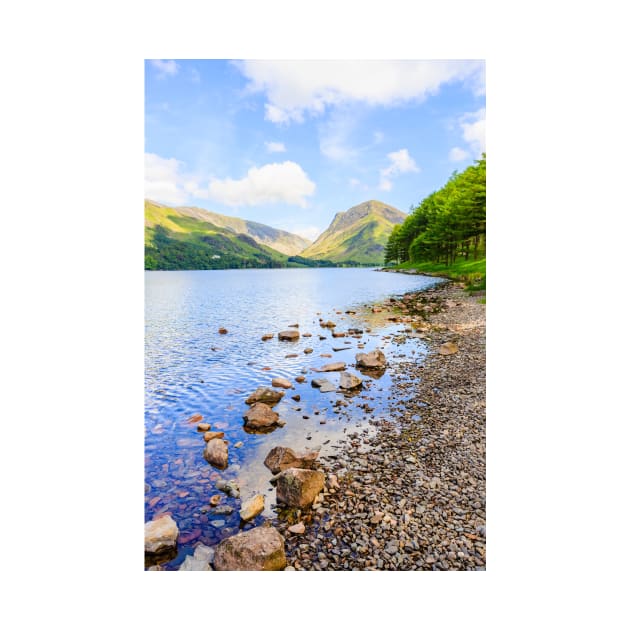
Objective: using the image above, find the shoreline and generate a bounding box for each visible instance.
[272,279,486,570]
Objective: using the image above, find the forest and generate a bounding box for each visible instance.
[384,155,486,267]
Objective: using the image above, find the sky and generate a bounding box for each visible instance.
[145,60,485,242]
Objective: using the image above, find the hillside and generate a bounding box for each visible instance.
[146,200,311,256]
[145,200,293,270]
[299,200,406,264]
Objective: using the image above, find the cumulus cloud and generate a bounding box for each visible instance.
[265,141,286,153]
[149,59,179,78]
[145,153,191,205]
[459,108,486,156]
[379,149,420,191]
[449,146,470,162]
[207,161,316,208]
[235,60,484,124]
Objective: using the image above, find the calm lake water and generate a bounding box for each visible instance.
[145,268,444,569]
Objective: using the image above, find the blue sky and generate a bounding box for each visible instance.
[145,60,485,242]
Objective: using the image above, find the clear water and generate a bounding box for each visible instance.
[145,268,444,568]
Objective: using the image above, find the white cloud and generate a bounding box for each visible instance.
[265,141,286,153]
[207,161,316,208]
[379,148,420,190]
[449,146,470,162]
[149,59,179,78]
[460,108,486,156]
[144,153,190,205]
[235,60,484,123]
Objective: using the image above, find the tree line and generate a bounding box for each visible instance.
[384,154,486,266]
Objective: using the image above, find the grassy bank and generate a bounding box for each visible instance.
[391,257,486,294]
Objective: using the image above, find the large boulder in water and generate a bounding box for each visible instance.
[214,525,286,571]
[264,446,320,474]
[245,387,284,405]
[204,439,228,469]
[239,494,265,522]
[276,467,326,508]
[145,515,179,554]
[355,349,386,369]
[243,402,279,429]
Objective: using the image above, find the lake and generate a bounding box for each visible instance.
[145,267,444,569]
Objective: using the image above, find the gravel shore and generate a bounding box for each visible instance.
[273,280,486,570]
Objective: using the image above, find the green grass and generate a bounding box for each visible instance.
[391,257,486,293]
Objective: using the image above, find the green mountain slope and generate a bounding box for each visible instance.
[299,200,407,264]
[147,200,311,256]
[145,200,293,270]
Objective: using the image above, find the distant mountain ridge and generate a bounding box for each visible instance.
[146,200,311,256]
[300,200,407,264]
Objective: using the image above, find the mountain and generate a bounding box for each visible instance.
[147,200,311,256]
[145,200,294,270]
[299,200,407,264]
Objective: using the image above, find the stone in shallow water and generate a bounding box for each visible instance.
[245,387,284,405]
[193,544,215,564]
[278,330,300,341]
[204,439,228,469]
[311,378,335,392]
[339,371,363,390]
[355,349,386,369]
[271,377,293,389]
[178,555,212,571]
[145,515,179,554]
[243,402,279,428]
[316,362,346,372]
[214,525,286,571]
[240,494,265,522]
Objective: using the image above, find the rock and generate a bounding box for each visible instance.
[438,342,459,355]
[332,332,346,338]
[197,422,211,432]
[288,323,299,328]
[204,439,228,469]
[295,376,306,383]
[218,327,228,334]
[193,543,215,565]
[243,402,280,428]
[234,441,244,448]
[339,371,363,389]
[271,377,293,389]
[245,387,284,405]
[302,333,312,337]
[145,515,179,554]
[278,330,300,341]
[186,413,203,424]
[316,362,346,372]
[214,525,286,571]
[355,349,387,369]
[285,354,298,358]
[264,446,320,474]
[261,333,274,341]
[288,522,305,534]
[303,348,313,354]
[178,555,212,571]
[276,468,326,508]
[211,505,234,516]
[203,430,225,442]
[209,494,222,506]
[291,394,301,402]
[239,494,265,521]
[216,479,240,498]
[311,378,336,392]
[326,473,340,490]
[320,321,336,328]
